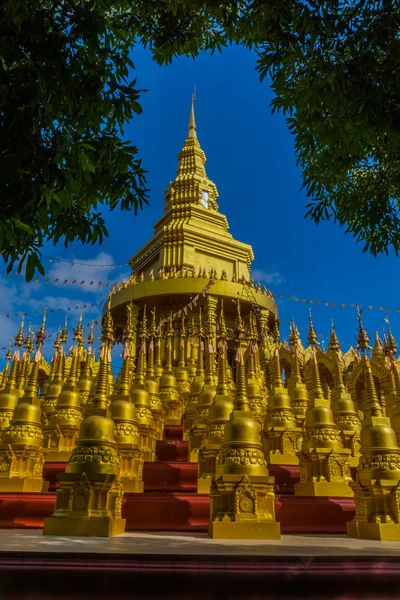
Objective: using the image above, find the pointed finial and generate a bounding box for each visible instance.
[308,309,318,347]
[289,320,300,349]
[328,321,340,352]
[6,339,13,361]
[310,349,325,401]
[188,91,197,140]
[15,316,25,347]
[60,314,68,345]
[87,321,94,346]
[356,307,371,353]
[384,315,397,356]
[234,348,250,411]
[235,296,245,341]
[218,300,227,341]
[272,318,280,344]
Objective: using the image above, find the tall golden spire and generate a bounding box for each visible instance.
[308,310,318,348]
[188,93,197,140]
[234,349,250,411]
[163,95,219,213]
[272,345,284,389]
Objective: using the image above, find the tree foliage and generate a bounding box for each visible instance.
[137,0,400,257]
[0,0,148,280]
[1,1,400,281]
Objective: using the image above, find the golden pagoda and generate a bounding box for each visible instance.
[107,97,277,366]
[208,333,280,539]
[347,312,400,540]
[294,314,352,497]
[0,311,48,492]
[43,297,125,537]
[198,301,234,494]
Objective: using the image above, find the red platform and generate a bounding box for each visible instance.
[143,462,198,492]
[0,491,355,533]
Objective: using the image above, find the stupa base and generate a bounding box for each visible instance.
[267,453,299,466]
[349,456,360,469]
[294,480,352,497]
[43,515,126,537]
[208,519,281,540]
[121,478,144,493]
[0,477,48,493]
[44,450,73,463]
[347,519,400,541]
[189,448,199,463]
[197,475,212,495]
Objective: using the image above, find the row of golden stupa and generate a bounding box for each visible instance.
[0,97,399,540]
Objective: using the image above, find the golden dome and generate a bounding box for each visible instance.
[198,384,216,407]
[57,389,82,409]
[224,414,261,445]
[208,395,233,422]
[160,373,177,388]
[306,405,336,427]
[111,399,137,423]
[145,379,159,395]
[361,422,398,450]
[131,387,151,408]
[269,389,292,411]
[0,388,19,412]
[78,415,115,444]
[12,402,42,424]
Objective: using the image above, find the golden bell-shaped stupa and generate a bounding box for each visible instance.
[159,312,182,425]
[77,323,95,408]
[263,340,302,466]
[208,342,281,540]
[43,297,126,537]
[145,309,164,441]
[328,324,362,468]
[183,313,204,441]
[41,326,65,424]
[246,311,267,429]
[287,322,309,426]
[198,301,233,494]
[110,306,144,493]
[43,342,83,462]
[0,349,20,435]
[0,312,48,492]
[189,301,217,463]
[131,307,156,461]
[348,313,400,540]
[294,314,352,497]
[175,313,191,408]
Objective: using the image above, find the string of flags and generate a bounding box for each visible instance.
[3,271,400,317]
[43,255,128,268]
[158,279,215,326]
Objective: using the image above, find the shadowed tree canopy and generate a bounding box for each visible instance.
[1,1,399,280]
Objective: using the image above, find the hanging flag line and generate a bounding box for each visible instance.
[42,255,128,268]
[3,271,400,317]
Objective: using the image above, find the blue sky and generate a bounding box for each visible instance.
[0,43,398,368]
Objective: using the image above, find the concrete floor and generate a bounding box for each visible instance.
[2,528,400,557]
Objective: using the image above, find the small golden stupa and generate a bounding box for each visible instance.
[110,304,144,493]
[198,302,234,494]
[43,298,125,537]
[208,340,280,539]
[294,314,352,497]
[347,312,400,540]
[0,311,48,492]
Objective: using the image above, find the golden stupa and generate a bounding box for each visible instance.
[107,96,277,359]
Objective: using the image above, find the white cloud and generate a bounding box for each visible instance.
[251,268,285,286]
[46,252,130,293]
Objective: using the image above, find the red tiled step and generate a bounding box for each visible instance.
[156,441,188,462]
[164,425,183,442]
[143,462,198,492]
[269,465,300,494]
[0,492,356,534]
